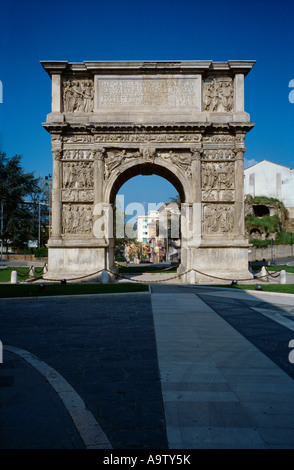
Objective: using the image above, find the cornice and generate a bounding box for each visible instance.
[41,60,255,77]
[42,121,255,134]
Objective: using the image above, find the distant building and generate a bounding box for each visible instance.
[136,210,159,242]
[244,160,294,231]
[158,203,181,263]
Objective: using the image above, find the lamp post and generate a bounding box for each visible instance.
[45,174,52,237]
[23,199,47,249]
[38,195,41,249]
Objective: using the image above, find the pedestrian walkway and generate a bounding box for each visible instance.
[0,350,85,449]
[1,286,294,449]
[151,288,294,448]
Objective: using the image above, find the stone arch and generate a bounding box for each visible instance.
[105,159,190,206]
[42,59,256,283]
[103,158,192,271]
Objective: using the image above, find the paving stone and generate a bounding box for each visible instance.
[2,286,294,449]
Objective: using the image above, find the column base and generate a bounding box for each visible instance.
[178,243,253,285]
[43,245,117,283]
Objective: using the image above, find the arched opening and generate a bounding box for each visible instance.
[253,204,270,217]
[108,164,186,267]
[109,162,186,206]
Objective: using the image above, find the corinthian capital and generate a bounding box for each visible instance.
[235,149,245,161]
[190,147,201,160]
[93,148,105,161]
[52,149,62,161]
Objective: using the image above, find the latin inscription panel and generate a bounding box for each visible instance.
[96,76,200,108]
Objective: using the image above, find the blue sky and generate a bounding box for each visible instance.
[1,0,294,207]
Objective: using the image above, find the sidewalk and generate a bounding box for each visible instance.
[151,286,294,448]
[1,287,294,449]
[0,350,85,449]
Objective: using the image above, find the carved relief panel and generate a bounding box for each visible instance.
[103,147,194,181]
[203,76,234,113]
[63,78,94,113]
[62,132,202,144]
[63,161,94,188]
[104,149,141,180]
[62,149,94,160]
[203,148,235,160]
[203,204,234,235]
[62,204,93,235]
[201,161,235,202]
[159,150,193,179]
[62,161,94,202]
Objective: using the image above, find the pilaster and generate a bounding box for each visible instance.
[234,73,245,113]
[93,148,105,204]
[51,148,63,239]
[234,149,246,237]
[51,74,62,113]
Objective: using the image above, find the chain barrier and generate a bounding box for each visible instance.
[14,263,47,282]
[34,263,47,274]
[21,264,284,285]
[110,268,189,284]
[15,265,34,277]
[110,267,280,284]
[12,263,48,278]
[265,266,283,278]
[35,268,106,283]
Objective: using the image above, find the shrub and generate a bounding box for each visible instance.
[245,214,281,237]
[35,247,48,258]
[250,239,272,247]
[275,232,294,245]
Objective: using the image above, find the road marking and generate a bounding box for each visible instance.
[4,345,112,449]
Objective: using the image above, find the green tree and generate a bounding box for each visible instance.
[29,174,51,248]
[0,152,40,251]
[169,194,181,207]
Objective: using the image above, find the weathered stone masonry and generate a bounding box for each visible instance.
[41,60,255,283]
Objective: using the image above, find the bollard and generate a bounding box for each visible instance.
[29,266,35,277]
[280,269,287,284]
[100,270,110,284]
[11,270,18,284]
[260,266,268,282]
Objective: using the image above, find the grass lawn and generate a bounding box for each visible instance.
[0,266,44,282]
[217,284,294,294]
[0,282,149,298]
[267,265,294,273]
[252,264,294,274]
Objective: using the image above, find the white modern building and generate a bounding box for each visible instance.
[136,210,159,242]
[244,160,294,229]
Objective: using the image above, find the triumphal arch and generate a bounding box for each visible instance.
[41,59,255,283]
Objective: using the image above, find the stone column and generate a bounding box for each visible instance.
[51,74,62,113]
[93,148,105,205]
[51,148,63,238]
[190,148,202,242]
[92,148,110,268]
[234,149,245,237]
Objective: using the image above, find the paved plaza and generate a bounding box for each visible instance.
[1,285,294,449]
